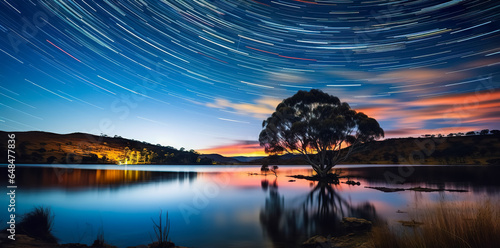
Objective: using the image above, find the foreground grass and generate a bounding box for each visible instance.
[1,207,184,248]
[18,206,57,243]
[372,200,500,248]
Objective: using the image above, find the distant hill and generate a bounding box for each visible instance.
[252,135,500,166]
[198,155,265,164]
[0,131,213,165]
[199,154,241,164]
[231,156,265,162]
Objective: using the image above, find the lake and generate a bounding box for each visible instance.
[2,164,500,247]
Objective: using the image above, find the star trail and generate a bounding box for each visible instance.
[1,0,499,155]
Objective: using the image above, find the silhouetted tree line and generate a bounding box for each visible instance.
[427,129,500,138]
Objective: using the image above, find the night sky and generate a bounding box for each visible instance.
[1,0,500,156]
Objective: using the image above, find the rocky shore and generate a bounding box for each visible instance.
[302,217,375,248]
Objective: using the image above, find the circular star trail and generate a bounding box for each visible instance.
[1,0,500,152]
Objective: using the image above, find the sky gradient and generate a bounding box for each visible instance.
[1,0,500,156]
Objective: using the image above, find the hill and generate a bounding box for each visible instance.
[199,154,241,164]
[197,155,265,163]
[231,156,265,162]
[347,135,500,165]
[252,134,500,166]
[0,131,213,165]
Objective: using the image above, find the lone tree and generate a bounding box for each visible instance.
[259,89,384,178]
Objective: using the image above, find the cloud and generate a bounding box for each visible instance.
[205,85,499,142]
[268,71,309,84]
[198,140,265,157]
[328,58,500,89]
[380,69,467,84]
[356,89,500,135]
[206,96,282,119]
[407,90,500,107]
[460,58,500,69]
[329,68,468,86]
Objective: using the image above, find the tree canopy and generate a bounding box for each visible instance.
[259,89,384,177]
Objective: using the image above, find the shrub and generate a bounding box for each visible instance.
[18,206,57,243]
[150,210,174,248]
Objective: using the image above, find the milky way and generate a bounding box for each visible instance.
[1,0,500,152]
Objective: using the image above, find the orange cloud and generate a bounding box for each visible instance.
[329,58,500,87]
[380,69,467,84]
[356,106,400,121]
[461,58,500,69]
[199,141,267,157]
[203,88,499,156]
[407,90,500,107]
[329,67,468,86]
[356,89,500,136]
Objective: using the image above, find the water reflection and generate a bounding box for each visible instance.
[1,166,197,189]
[260,179,378,247]
[348,165,500,194]
[2,164,499,248]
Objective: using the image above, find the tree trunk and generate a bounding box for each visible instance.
[313,164,336,178]
[314,167,327,177]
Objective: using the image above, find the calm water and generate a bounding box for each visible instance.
[2,164,500,247]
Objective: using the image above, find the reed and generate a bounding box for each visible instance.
[18,206,57,243]
[372,200,500,248]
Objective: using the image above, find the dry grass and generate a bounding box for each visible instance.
[372,200,500,248]
[150,210,174,248]
[18,206,57,243]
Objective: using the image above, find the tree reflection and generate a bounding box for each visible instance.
[260,180,378,247]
